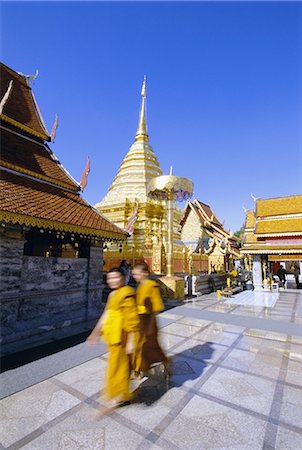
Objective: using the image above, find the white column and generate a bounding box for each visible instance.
[252,255,263,291]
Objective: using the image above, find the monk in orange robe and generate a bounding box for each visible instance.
[87,268,140,409]
[132,263,171,378]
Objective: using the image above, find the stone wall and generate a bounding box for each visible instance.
[1,238,104,345]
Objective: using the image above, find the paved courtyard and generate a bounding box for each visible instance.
[1,290,302,449]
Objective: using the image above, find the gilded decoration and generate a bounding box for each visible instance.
[0,114,50,141]
[0,160,79,191]
[0,211,126,240]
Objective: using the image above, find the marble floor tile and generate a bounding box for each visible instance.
[222,347,283,379]
[0,380,81,447]
[160,312,184,320]
[169,339,226,364]
[291,335,302,345]
[286,360,302,387]
[168,354,212,389]
[275,426,302,449]
[118,400,171,431]
[279,385,302,429]
[161,395,267,450]
[176,317,211,327]
[160,322,200,338]
[193,325,239,346]
[158,333,185,351]
[236,336,289,354]
[54,357,107,396]
[21,404,144,450]
[198,366,276,416]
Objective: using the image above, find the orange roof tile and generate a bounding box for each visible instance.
[0,169,126,239]
[1,128,78,190]
[255,217,302,236]
[256,195,302,217]
[0,63,50,140]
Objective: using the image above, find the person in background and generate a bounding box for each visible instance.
[277,264,287,287]
[293,264,300,288]
[119,259,131,285]
[86,267,140,411]
[131,262,171,378]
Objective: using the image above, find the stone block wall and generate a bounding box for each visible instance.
[1,236,104,345]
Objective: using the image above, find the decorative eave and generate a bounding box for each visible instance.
[0,210,127,241]
[255,232,302,238]
[0,114,50,141]
[241,247,302,255]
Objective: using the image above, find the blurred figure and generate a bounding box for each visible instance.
[87,267,140,409]
[132,263,171,378]
[277,264,287,287]
[119,259,131,285]
[293,264,300,288]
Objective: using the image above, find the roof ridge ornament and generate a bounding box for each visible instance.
[17,69,39,85]
[0,80,13,114]
[251,193,259,202]
[51,114,59,142]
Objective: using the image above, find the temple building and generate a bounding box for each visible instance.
[0,63,126,347]
[180,199,240,273]
[95,77,184,274]
[241,195,302,289]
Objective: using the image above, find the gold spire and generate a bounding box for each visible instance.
[135,75,149,142]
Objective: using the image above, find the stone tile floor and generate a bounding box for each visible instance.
[1,290,302,449]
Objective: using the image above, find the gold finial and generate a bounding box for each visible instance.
[135,75,149,142]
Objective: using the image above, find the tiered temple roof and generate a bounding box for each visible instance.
[241,195,302,255]
[180,199,240,257]
[0,62,126,240]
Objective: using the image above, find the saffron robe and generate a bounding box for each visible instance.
[134,279,167,373]
[101,285,140,402]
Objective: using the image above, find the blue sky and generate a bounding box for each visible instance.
[1,1,301,232]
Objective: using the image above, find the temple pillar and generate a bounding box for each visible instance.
[252,255,263,291]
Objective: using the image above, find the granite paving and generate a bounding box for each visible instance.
[1,289,302,449]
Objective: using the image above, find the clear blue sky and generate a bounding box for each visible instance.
[1,1,301,232]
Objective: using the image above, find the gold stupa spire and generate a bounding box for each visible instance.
[135,75,148,142]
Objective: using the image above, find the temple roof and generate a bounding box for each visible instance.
[180,200,222,228]
[245,210,256,229]
[256,195,302,217]
[255,217,302,236]
[1,128,78,191]
[194,200,222,226]
[241,194,302,255]
[0,63,51,141]
[0,63,126,240]
[0,169,125,239]
[180,199,239,252]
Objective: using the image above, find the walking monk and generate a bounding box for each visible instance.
[132,263,171,378]
[86,267,140,411]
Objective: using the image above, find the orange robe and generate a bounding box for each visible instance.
[134,279,167,373]
[101,286,140,402]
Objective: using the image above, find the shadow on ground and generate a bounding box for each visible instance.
[134,342,214,406]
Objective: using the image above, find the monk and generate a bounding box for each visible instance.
[131,263,171,378]
[87,267,140,410]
